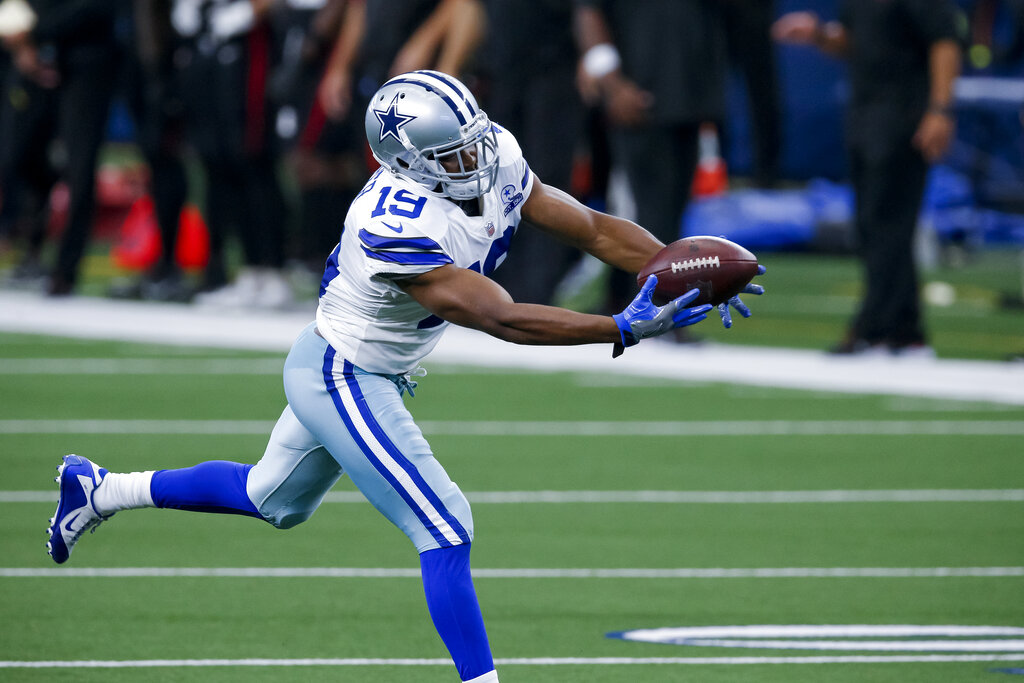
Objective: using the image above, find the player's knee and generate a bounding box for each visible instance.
[259,501,317,529]
[264,506,314,529]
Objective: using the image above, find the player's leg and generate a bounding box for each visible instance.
[47,403,344,563]
[284,326,496,683]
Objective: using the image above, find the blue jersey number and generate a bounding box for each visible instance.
[370,186,427,219]
[468,226,516,276]
[417,225,516,329]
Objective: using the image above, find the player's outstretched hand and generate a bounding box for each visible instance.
[613,275,713,349]
[717,264,766,328]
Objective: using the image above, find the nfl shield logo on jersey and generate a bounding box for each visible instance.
[484,221,495,237]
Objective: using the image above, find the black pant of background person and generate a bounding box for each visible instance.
[722,0,782,187]
[111,48,190,299]
[204,156,287,273]
[847,140,929,349]
[177,26,287,289]
[0,71,60,272]
[488,65,582,306]
[48,47,119,295]
[605,122,700,312]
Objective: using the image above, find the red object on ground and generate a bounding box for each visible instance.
[111,196,210,271]
[174,204,210,269]
[691,124,729,198]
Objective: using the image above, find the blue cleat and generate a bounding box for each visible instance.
[46,455,113,564]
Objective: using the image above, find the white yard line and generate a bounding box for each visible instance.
[2,567,1022,578]
[1,291,1022,404]
[2,419,1022,436]
[4,489,1024,504]
[2,654,1024,668]
[0,358,283,374]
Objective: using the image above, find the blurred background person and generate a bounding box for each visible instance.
[173,0,293,309]
[0,21,59,285]
[573,0,729,322]
[271,0,366,280]
[722,0,782,189]
[0,0,119,296]
[319,0,486,127]
[108,0,192,302]
[482,0,584,306]
[321,0,485,116]
[774,0,963,356]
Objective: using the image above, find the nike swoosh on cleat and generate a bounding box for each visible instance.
[381,222,404,233]
[62,512,81,533]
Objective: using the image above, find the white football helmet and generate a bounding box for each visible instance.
[365,71,499,200]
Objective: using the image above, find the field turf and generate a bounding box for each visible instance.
[0,331,1022,682]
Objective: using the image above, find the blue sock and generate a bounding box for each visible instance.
[419,543,494,681]
[150,461,262,519]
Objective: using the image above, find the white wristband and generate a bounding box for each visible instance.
[582,43,621,79]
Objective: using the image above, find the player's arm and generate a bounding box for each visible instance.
[520,177,663,275]
[396,264,622,345]
[319,0,366,120]
[434,0,486,76]
[389,0,483,77]
[397,262,710,349]
[912,39,960,162]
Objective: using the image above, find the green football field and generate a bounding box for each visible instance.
[0,331,1022,682]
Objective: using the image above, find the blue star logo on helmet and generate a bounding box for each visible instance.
[373,95,417,144]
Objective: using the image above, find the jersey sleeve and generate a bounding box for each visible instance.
[493,123,537,205]
[357,205,454,279]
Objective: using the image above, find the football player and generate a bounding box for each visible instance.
[46,71,763,683]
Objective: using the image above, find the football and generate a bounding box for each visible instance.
[637,236,760,306]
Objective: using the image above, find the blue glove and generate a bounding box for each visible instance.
[718,264,767,328]
[613,275,713,351]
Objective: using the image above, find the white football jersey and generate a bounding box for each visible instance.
[316,125,534,374]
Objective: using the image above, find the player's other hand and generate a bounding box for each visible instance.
[717,265,766,328]
[598,73,654,127]
[613,275,712,348]
[913,111,955,163]
[771,12,821,45]
[319,67,353,120]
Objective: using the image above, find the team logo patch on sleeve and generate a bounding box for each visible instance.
[500,184,524,216]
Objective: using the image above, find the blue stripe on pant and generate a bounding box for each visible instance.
[282,323,473,552]
[338,355,471,546]
[279,323,493,681]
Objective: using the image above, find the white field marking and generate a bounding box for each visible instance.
[2,291,1023,404]
[615,625,1024,652]
[619,625,1024,638]
[2,419,1023,436]
[637,639,1024,653]
[2,567,1023,578]
[3,654,1024,668]
[884,397,1022,413]
[0,420,275,434]
[0,358,282,374]
[6,489,1024,505]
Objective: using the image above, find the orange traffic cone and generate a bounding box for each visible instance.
[691,123,728,198]
[174,204,210,269]
[111,197,210,271]
[111,195,161,270]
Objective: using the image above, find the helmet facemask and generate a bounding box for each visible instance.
[393,113,500,200]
